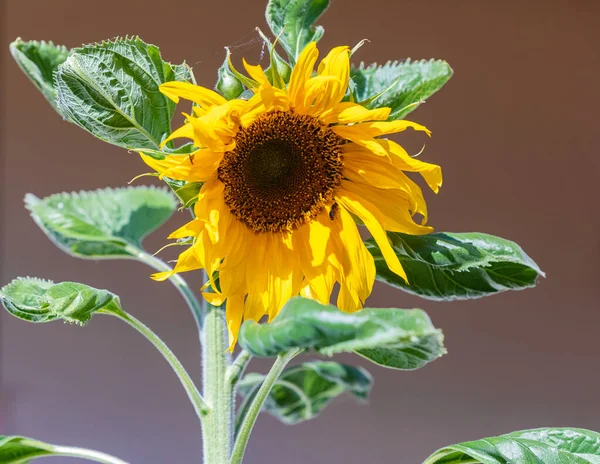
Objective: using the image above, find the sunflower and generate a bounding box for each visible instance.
[139,42,442,348]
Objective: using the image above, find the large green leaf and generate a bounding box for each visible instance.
[265,0,329,63]
[9,38,69,113]
[26,186,177,259]
[55,37,190,149]
[238,297,445,370]
[0,435,126,463]
[423,428,600,464]
[1,278,121,325]
[351,59,453,119]
[368,232,544,301]
[237,361,372,425]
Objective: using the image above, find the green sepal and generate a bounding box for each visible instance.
[162,178,203,209]
[25,186,177,259]
[238,297,445,370]
[265,0,329,63]
[237,361,372,426]
[350,59,453,119]
[9,38,70,114]
[423,428,600,464]
[216,55,244,100]
[55,36,190,149]
[369,232,544,301]
[1,278,121,325]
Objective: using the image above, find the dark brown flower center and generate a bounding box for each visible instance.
[218,111,344,233]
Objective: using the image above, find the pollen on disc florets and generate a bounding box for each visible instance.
[218,110,344,233]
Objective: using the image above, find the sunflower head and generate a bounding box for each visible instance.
[139,41,442,349]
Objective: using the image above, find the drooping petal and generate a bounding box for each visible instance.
[378,139,443,193]
[341,180,432,234]
[225,294,245,351]
[337,189,408,283]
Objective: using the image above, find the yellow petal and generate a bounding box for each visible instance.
[225,294,245,350]
[288,42,319,108]
[160,122,195,148]
[341,180,432,234]
[320,102,390,125]
[355,120,431,137]
[203,292,225,306]
[332,124,389,156]
[139,149,221,182]
[159,81,226,107]
[315,46,350,109]
[168,219,203,239]
[242,59,271,88]
[379,139,443,193]
[337,189,408,283]
[151,244,202,281]
[194,178,230,244]
[333,205,375,302]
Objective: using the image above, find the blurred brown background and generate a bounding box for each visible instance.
[2,0,599,463]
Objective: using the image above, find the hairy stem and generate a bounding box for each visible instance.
[202,305,232,464]
[230,349,302,464]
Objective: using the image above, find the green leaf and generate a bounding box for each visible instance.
[237,361,372,425]
[1,278,121,325]
[238,297,445,370]
[351,59,453,119]
[265,0,329,63]
[0,435,126,463]
[368,232,544,301]
[423,428,600,464]
[55,37,190,149]
[26,186,177,259]
[9,38,70,113]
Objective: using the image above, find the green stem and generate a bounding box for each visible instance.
[202,305,232,464]
[45,443,130,464]
[230,349,302,464]
[226,350,252,390]
[125,245,204,328]
[101,308,209,420]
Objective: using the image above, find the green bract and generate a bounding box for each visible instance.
[368,232,544,301]
[238,297,446,370]
[26,186,176,259]
[424,428,600,464]
[351,59,453,120]
[55,37,190,149]
[0,278,121,325]
[237,361,372,425]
